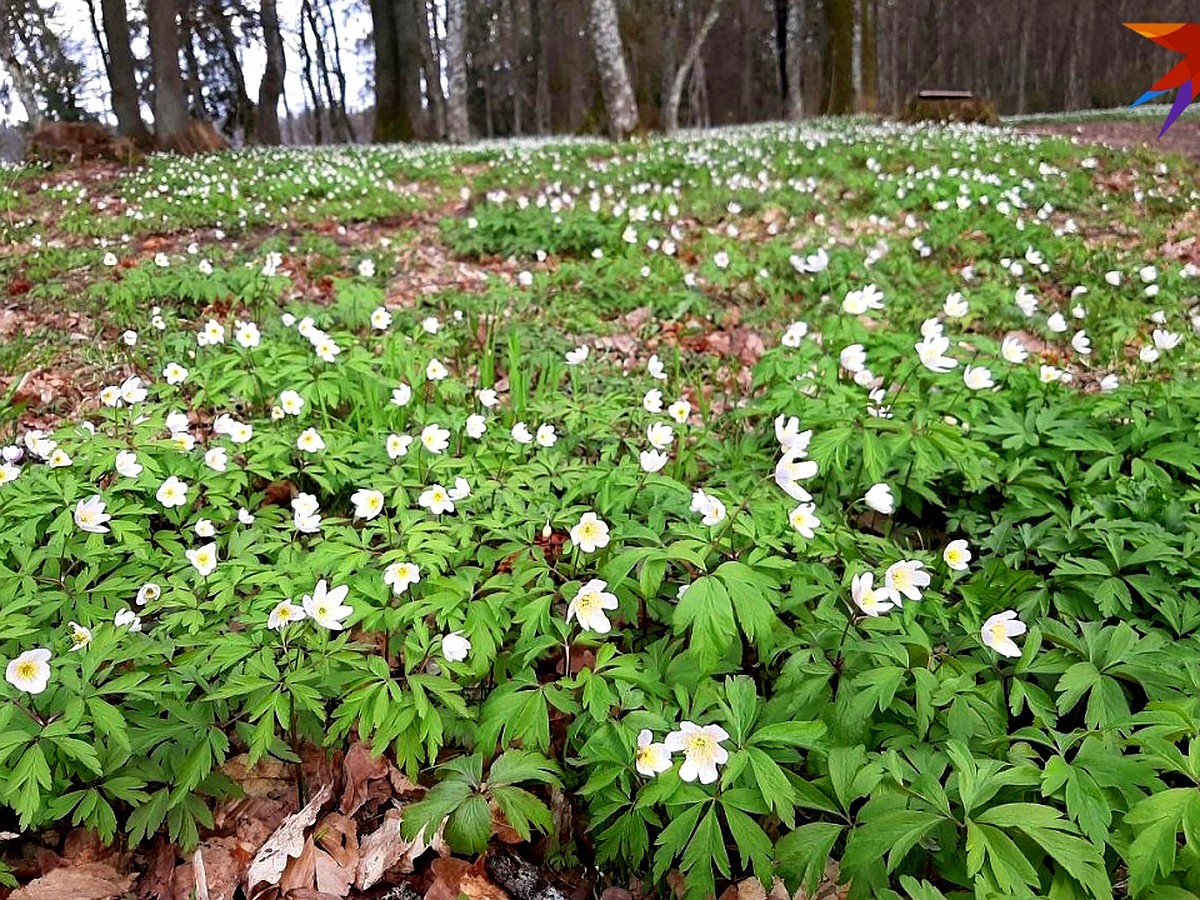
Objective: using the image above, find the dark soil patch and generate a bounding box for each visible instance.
[1020,118,1200,162]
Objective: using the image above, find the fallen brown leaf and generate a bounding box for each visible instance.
[10,862,135,900]
[221,753,292,799]
[137,836,177,900]
[353,805,433,890]
[247,783,332,890]
[340,743,390,817]
[279,837,318,894]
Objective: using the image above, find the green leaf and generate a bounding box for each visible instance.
[776,822,843,896]
[673,575,737,667]
[748,720,826,749]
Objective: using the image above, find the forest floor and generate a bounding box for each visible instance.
[0,116,1199,900]
[1019,117,1200,162]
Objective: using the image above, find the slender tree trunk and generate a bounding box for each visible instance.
[785,0,803,119]
[303,0,349,142]
[1016,2,1030,114]
[147,0,193,146]
[773,0,787,104]
[297,1,324,142]
[531,0,548,133]
[663,0,722,132]
[323,0,356,141]
[445,0,469,141]
[1064,0,1092,110]
[84,0,110,82]
[100,0,152,143]
[257,0,285,144]
[0,29,41,128]
[427,0,447,138]
[209,0,253,138]
[180,11,206,118]
[859,0,876,112]
[825,0,854,113]
[415,0,446,138]
[660,0,678,121]
[587,0,639,139]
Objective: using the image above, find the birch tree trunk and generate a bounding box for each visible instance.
[445,0,469,141]
[663,0,722,133]
[587,0,639,139]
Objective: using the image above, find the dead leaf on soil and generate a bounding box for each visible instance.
[247,783,332,890]
[425,857,508,900]
[9,862,135,900]
[339,742,390,817]
[354,804,441,890]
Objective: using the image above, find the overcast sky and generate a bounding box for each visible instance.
[0,0,375,126]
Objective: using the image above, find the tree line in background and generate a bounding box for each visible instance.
[0,0,1195,151]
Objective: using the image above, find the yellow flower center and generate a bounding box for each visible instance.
[990,623,1008,642]
[577,592,599,612]
[684,733,716,761]
[16,661,36,680]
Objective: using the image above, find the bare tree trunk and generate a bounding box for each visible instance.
[370,0,416,141]
[180,12,207,117]
[773,0,787,105]
[257,0,285,144]
[147,0,194,147]
[1016,2,1030,114]
[852,0,862,106]
[0,22,41,129]
[587,0,639,139]
[691,52,710,127]
[785,0,803,119]
[84,0,110,83]
[859,0,876,112]
[531,0,549,133]
[323,0,356,141]
[825,0,853,113]
[660,0,678,121]
[416,0,446,138]
[445,0,469,141]
[663,0,722,132]
[297,1,324,142]
[100,0,152,143]
[1064,0,1092,110]
[209,0,253,138]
